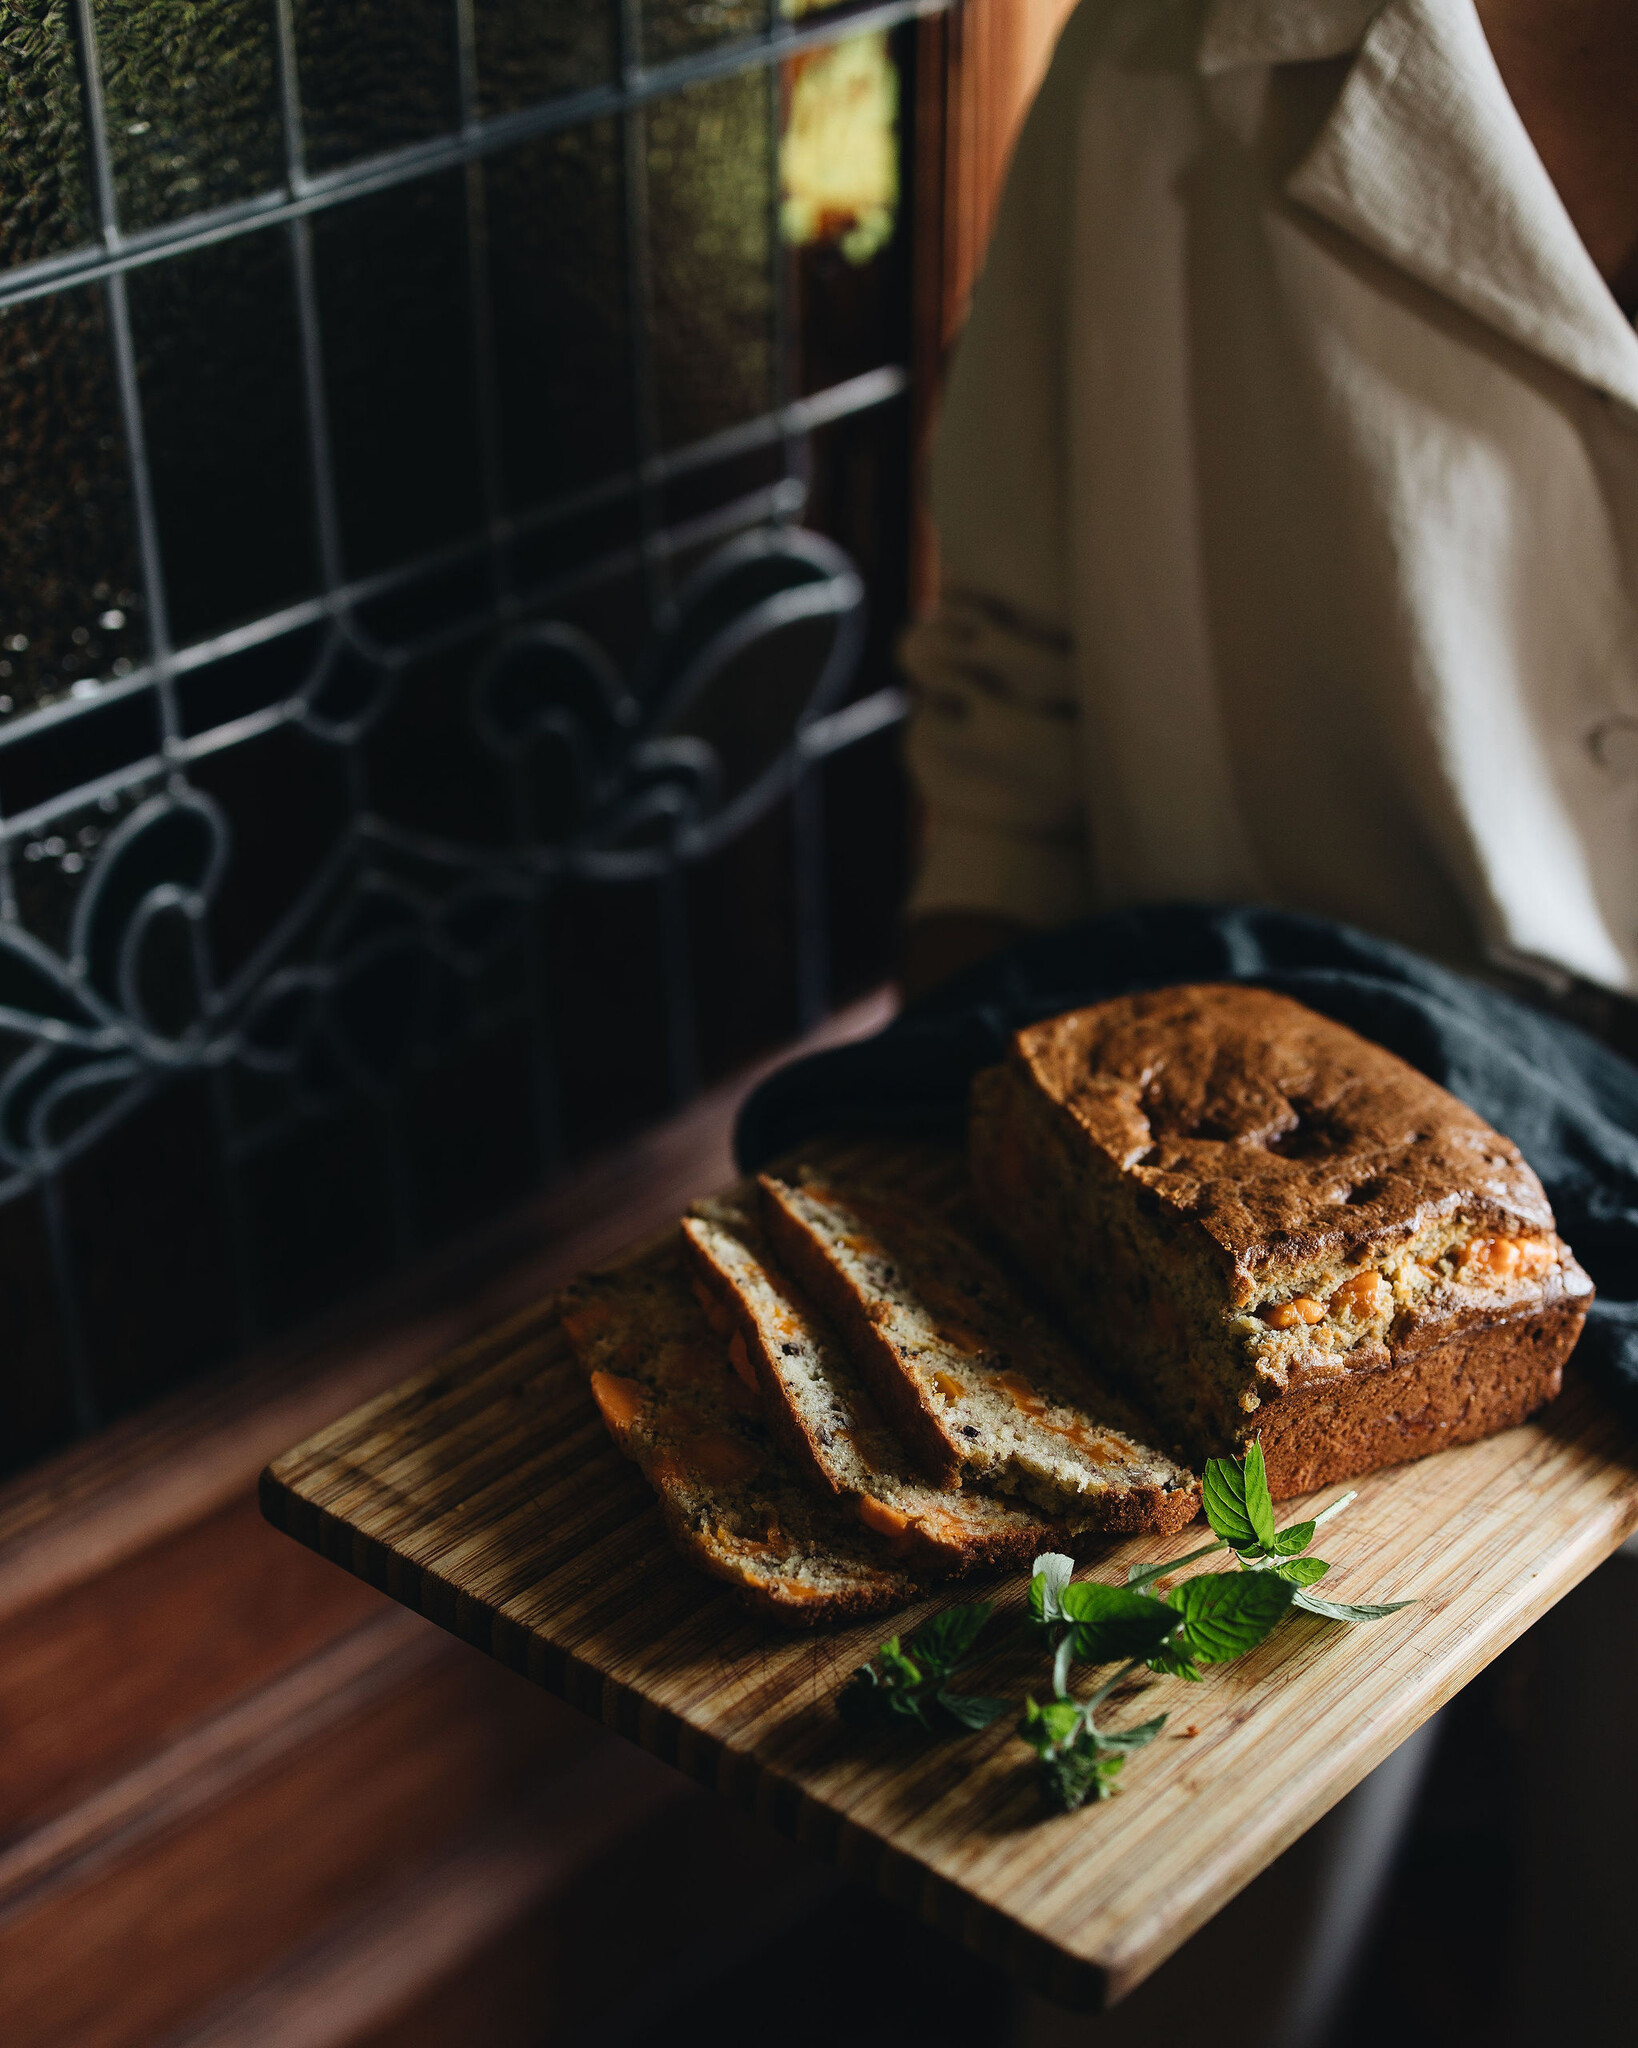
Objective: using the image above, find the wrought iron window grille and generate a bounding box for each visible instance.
[0,0,949,1452]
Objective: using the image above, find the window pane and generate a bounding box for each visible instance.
[782,29,905,396]
[291,0,458,174]
[313,173,483,578]
[0,287,144,718]
[486,122,633,509]
[12,780,165,954]
[641,0,768,67]
[127,228,317,644]
[472,0,615,115]
[645,72,775,450]
[94,0,283,231]
[0,0,94,268]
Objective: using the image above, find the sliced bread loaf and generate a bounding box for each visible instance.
[757,1168,1199,1530]
[683,1193,1078,1571]
[559,1237,918,1623]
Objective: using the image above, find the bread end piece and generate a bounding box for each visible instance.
[970,986,1594,1498]
[562,1244,921,1624]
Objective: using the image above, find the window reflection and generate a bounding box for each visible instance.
[782,31,899,266]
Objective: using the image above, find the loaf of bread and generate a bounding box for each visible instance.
[969,984,1594,1497]
[560,1240,918,1622]
[757,1166,1200,1529]
[683,1193,1093,1571]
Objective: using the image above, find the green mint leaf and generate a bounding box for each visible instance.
[908,1601,993,1675]
[1242,1441,1278,1550]
[1063,1581,1181,1667]
[1061,1581,1163,1623]
[1019,1699,1133,1811]
[1019,1696,1084,1749]
[1276,1556,1330,1588]
[1166,1569,1294,1665]
[1041,1744,1125,1810]
[936,1688,1012,1732]
[1293,1591,1413,1623]
[1201,1455,1258,1548]
[1144,1640,1204,1682]
[876,1637,921,1688]
[841,1662,931,1730]
[1029,1553,1075,1623]
[1094,1711,1168,1751]
[1274,1519,1317,1556]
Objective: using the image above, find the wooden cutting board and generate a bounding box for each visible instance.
[260,1156,1638,2011]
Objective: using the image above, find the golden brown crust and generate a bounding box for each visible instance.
[1011,984,1555,1287]
[1254,1292,1586,1498]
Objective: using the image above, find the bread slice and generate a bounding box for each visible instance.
[756,1168,1199,1529]
[682,1193,1084,1571]
[968,984,1594,1495]
[559,1236,918,1624]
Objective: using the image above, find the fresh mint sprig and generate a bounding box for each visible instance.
[1016,1547,1299,1807]
[1017,1687,1167,1809]
[839,1601,1011,1733]
[840,1446,1412,1810]
[1127,1443,1413,1623]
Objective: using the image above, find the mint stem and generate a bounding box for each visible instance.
[1085,1656,1149,1717]
[1126,1538,1224,1591]
[1128,1487,1358,1591]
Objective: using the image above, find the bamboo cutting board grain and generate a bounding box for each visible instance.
[260,1159,1638,2010]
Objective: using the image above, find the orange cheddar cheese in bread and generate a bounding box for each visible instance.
[589,1370,647,1436]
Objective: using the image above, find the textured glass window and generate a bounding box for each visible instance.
[0,0,93,268]
[314,174,484,576]
[94,0,284,230]
[646,71,776,448]
[486,123,632,507]
[473,0,616,115]
[292,0,459,173]
[642,0,769,66]
[127,228,316,643]
[0,0,930,1470]
[0,289,142,716]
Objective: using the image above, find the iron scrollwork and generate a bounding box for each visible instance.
[0,524,868,1193]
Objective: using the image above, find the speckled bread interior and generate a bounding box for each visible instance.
[680,1192,1092,1573]
[969,984,1594,1498]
